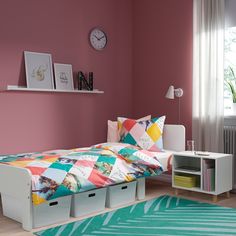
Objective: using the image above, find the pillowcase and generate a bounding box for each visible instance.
[117,116,166,152]
[107,115,151,142]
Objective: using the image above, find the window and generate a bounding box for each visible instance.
[224,0,236,116]
[224,27,236,116]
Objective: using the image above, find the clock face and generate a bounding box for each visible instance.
[89,28,107,50]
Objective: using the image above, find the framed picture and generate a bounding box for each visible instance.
[54,63,74,90]
[24,51,54,89]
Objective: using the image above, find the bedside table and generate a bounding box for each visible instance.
[172,151,233,202]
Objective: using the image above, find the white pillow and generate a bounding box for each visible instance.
[107,115,151,142]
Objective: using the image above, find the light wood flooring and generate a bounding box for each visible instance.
[1,180,236,236]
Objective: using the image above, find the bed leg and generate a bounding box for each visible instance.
[22,196,33,231]
[175,188,179,196]
[137,178,145,200]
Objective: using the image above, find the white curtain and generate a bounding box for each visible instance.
[193,0,225,152]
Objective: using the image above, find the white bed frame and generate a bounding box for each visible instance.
[0,124,185,231]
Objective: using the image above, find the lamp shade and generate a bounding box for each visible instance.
[165,85,174,99]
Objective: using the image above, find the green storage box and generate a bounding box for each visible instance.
[174,174,197,188]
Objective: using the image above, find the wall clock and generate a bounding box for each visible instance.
[89,28,107,50]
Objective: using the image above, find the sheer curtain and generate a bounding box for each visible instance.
[193,0,225,152]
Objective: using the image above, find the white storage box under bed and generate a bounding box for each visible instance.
[106,181,137,208]
[71,187,107,218]
[2,193,71,228]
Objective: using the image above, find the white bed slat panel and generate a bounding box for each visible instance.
[163,124,186,151]
[0,165,31,198]
[0,165,33,231]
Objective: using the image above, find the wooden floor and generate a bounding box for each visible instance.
[1,180,236,236]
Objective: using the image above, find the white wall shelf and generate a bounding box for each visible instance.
[6,85,104,94]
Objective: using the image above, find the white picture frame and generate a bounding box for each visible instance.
[54,63,74,91]
[24,51,54,89]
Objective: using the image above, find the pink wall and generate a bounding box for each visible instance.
[0,0,193,154]
[0,0,133,154]
[132,0,193,140]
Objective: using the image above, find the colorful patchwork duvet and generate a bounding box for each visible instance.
[0,143,164,205]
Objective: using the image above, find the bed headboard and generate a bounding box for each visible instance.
[163,124,185,152]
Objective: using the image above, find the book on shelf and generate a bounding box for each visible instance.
[203,159,215,192]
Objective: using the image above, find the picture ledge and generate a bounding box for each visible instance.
[6,85,104,94]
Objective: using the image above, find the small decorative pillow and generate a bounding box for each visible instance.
[118,116,166,152]
[107,115,151,142]
[107,120,120,143]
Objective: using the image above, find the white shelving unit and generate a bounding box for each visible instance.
[6,85,104,94]
[172,151,233,202]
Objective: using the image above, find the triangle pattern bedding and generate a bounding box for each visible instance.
[0,143,166,205]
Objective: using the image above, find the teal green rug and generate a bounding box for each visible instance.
[35,195,236,236]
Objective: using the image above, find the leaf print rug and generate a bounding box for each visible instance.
[34,195,236,236]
